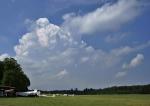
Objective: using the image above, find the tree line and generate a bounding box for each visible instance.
[42,84,150,95]
[0,58,30,91]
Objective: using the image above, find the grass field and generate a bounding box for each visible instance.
[0,95,150,106]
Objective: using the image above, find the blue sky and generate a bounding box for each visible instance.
[0,0,150,90]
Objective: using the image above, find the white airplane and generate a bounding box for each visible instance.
[16,89,40,97]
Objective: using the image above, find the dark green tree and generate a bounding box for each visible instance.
[1,58,30,91]
[0,61,4,84]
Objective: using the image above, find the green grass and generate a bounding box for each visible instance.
[0,95,150,106]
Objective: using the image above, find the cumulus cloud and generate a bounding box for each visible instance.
[14,18,126,89]
[62,0,142,34]
[115,54,144,78]
[54,69,68,79]
[122,54,144,69]
[13,17,150,89]
[115,71,127,78]
[111,41,150,56]
[105,33,128,43]
[0,53,9,61]
[111,46,133,56]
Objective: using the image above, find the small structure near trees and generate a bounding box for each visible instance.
[0,86,15,97]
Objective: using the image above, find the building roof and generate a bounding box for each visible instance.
[0,86,15,90]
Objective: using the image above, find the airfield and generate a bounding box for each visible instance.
[0,95,150,106]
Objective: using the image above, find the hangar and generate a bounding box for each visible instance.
[0,86,15,97]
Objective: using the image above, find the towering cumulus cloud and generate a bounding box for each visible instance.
[14,18,122,89]
[14,17,149,89]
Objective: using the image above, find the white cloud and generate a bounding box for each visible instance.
[105,33,128,43]
[111,46,133,56]
[13,17,150,89]
[54,69,68,79]
[14,18,74,56]
[62,0,141,34]
[62,13,76,20]
[115,53,144,78]
[14,18,125,89]
[111,41,150,56]
[0,53,9,61]
[81,57,89,63]
[122,54,144,69]
[115,71,127,78]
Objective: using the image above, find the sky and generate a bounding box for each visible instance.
[0,0,150,90]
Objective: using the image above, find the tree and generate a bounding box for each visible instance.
[1,58,30,91]
[0,61,4,84]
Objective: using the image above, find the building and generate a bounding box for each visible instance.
[0,86,15,97]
